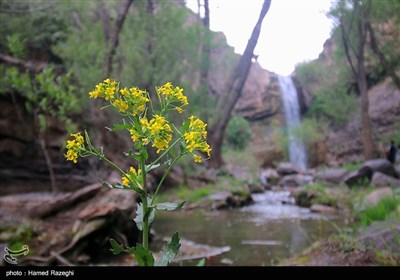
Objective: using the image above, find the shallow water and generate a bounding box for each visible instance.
[152,191,342,266]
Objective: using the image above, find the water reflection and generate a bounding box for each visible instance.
[152,191,341,266]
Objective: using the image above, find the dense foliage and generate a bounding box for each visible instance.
[225,116,252,150]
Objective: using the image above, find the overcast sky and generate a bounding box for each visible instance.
[186,0,334,75]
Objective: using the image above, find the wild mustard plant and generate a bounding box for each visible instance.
[65,79,211,266]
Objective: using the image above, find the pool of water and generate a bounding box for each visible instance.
[152,191,342,266]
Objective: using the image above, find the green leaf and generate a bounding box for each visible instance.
[182,118,190,132]
[196,258,206,266]
[109,239,125,255]
[179,142,186,155]
[142,149,149,161]
[133,244,154,266]
[134,203,144,230]
[113,123,130,131]
[154,232,181,266]
[155,201,185,211]
[134,202,155,231]
[125,246,136,255]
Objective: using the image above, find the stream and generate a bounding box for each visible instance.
[152,191,342,266]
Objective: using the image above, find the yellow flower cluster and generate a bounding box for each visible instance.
[129,115,172,153]
[89,79,149,117]
[183,116,211,163]
[89,78,117,100]
[120,86,149,116]
[148,115,173,153]
[122,166,142,189]
[65,132,84,163]
[157,82,188,113]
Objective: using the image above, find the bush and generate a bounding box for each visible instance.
[307,84,358,126]
[226,116,252,150]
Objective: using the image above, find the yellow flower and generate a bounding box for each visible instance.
[89,89,101,99]
[129,167,137,176]
[159,82,174,96]
[129,129,139,142]
[193,154,202,163]
[71,132,84,145]
[66,140,78,149]
[122,176,130,186]
[175,106,184,113]
[88,78,117,100]
[120,87,129,97]
[183,116,211,162]
[112,99,129,113]
[142,138,149,145]
[104,87,115,100]
[65,149,78,163]
[65,132,85,164]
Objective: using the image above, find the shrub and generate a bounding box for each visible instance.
[226,116,252,150]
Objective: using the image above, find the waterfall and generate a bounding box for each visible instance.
[278,75,307,170]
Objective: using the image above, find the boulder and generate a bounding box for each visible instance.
[371,172,400,188]
[310,204,338,214]
[207,191,253,209]
[277,162,303,176]
[315,168,350,184]
[279,174,313,187]
[259,168,280,186]
[357,221,400,255]
[362,159,399,178]
[344,166,373,187]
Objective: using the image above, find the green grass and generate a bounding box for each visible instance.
[357,197,400,227]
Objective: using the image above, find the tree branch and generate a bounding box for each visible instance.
[366,22,400,90]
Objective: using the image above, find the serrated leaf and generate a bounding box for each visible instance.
[155,201,185,211]
[154,232,181,266]
[109,239,125,255]
[133,244,154,266]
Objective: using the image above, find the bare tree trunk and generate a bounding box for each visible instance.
[100,0,133,78]
[208,0,271,168]
[366,22,400,90]
[339,0,375,160]
[358,51,375,159]
[199,0,210,122]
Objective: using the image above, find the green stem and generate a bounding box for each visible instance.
[87,150,126,176]
[139,150,149,250]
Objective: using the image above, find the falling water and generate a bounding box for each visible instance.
[278,75,307,170]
